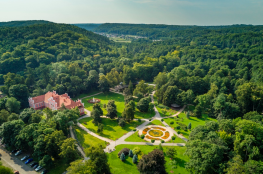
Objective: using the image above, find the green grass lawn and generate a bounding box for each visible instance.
[108,144,189,174]
[74,126,107,149]
[166,134,186,143]
[79,117,144,140]
[147,119,165,126]
[164,113,217,139]
[125,131,148,142]
[72,89,101,100]
[82,92,155,119]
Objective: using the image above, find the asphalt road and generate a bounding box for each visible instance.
[0,147,38,174]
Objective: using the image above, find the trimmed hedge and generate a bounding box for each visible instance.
[157,104,170,109]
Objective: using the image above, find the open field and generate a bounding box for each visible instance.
[108,144,189,174]
[82,92,155,119]
[110,37,132,43]
[79,117,144,140]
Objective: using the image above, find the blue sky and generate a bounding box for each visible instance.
[0,0,262,25]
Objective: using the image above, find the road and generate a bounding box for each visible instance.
[0,147,38,174]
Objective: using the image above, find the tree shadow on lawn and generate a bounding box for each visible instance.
[174,157,187,168]
[123,157,133,166]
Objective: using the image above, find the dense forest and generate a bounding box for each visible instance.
[0,21,263,173]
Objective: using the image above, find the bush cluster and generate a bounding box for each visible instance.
[176,122,187,131]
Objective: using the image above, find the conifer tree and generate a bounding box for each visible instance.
[133,154,138,164]
[120,152,126,162]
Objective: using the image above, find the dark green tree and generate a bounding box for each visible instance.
[106,100,117,119]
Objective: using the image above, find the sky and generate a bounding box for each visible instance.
[0,0,262,25]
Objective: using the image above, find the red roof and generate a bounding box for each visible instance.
[32,91,83,109]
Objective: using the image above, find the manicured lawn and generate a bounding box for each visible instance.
[166,134,186,143]
[108,144,189,174]
[125,131,148,142]
[82,92,155,119]
[79,117,144,140]
[72,89,101,100]
[164,113,217,139]
[147,119,165,126]
[74,126,107,149]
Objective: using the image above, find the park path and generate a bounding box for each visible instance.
[79,92,103,100]
[75,88,188,154]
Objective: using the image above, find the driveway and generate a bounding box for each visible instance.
[0,147,38,174]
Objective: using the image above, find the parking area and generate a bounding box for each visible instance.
[0,147,39,174]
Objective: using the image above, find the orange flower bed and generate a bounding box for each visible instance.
[145,135,161,140]
[161,131,170,139]
[142,128,150,134]
[152,127,166,131]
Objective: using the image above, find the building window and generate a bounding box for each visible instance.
[36,104,38,107]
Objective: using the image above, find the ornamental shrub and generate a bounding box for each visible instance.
[132,147,141,155]
[151,139,155,143]
[138,118,141,122]
[170,121,174,125]
[140,134,145,139]
[129,149,133,157]
[118,148,130,157]
[133,154,138,164]
[161,119,164,122]
[161,140,165,143]
[172,136,176,140]
[120,152,126,162]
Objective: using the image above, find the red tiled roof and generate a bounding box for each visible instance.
[32,91,83,109]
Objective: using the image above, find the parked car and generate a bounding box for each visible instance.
[21,155,29,161]
[11,149,18,153]
[35,165,43,171]
[41,169,48,174]
[15,150,22,156]
[30,162,37,167]
[33,164,39,169]
[25,158,33,164]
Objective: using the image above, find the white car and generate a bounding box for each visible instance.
[15,150,22,156]
[21,155,29,161]
[35,165,43,171]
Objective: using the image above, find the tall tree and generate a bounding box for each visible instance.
[5,97,20,114]
[106,100,117,119]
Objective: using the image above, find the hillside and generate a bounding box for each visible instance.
[73,23,102,31]
[0,20,51,27]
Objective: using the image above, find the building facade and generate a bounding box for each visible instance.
[28,91,85,115]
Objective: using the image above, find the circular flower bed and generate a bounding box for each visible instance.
[149,129,164,137]
[88,98,101,103]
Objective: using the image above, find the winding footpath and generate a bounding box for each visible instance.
[71,90,188,157]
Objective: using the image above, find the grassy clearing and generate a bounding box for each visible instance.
[164,113,217,139]
[79,117,144,140]
[108,144,189,174]
[125,131,148,142]
[166,134,186,143]
[72,89,101,100]
[82,92,155,119]
[74,126,107,149]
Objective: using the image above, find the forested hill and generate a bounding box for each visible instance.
[0,20,51,27]
[73,23,102,31]
[94,23,263,39]
[0,23,114,75]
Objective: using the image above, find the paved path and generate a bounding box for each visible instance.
[0,147,38,174]
[69,126,89,160]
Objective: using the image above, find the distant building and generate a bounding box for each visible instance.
[28,91,85,115]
